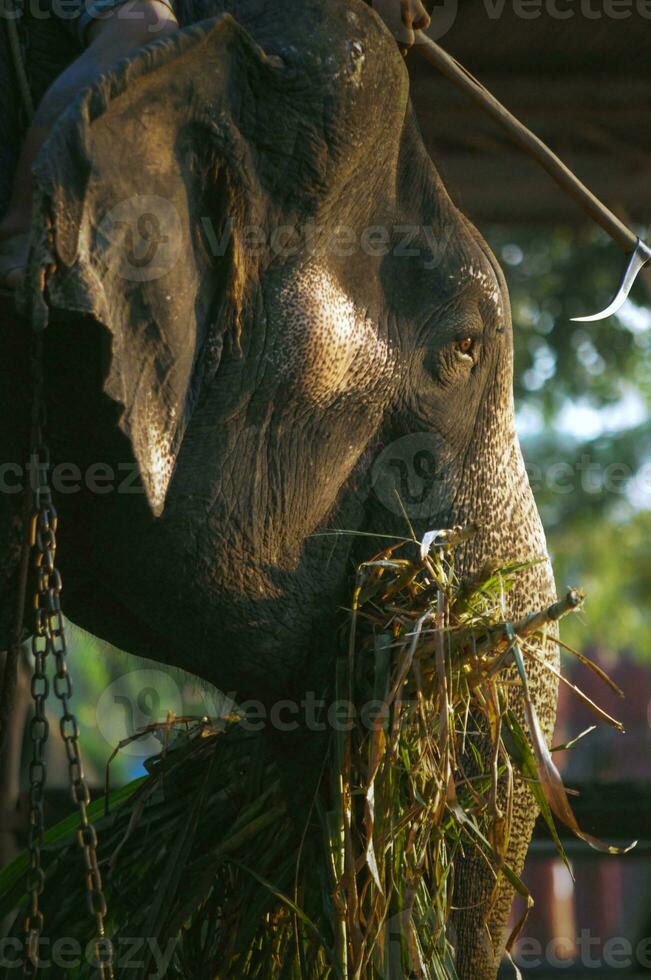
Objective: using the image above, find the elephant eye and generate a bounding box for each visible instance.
[455,337,474,357]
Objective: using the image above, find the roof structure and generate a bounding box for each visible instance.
[408,3,651,228]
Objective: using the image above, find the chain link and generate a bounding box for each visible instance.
[22,334,114,978]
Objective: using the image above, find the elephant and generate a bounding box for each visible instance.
[0,0,559,976]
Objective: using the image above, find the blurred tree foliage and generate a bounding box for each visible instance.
[487,227,651,414]
[551,510,651,656]
[485,226,651,658]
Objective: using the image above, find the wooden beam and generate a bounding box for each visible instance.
[409,69,651,225]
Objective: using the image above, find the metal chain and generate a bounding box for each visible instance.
[23,619,48,974]
[22,338,50,980]
[23,333,114,979]
[6,4,112,967]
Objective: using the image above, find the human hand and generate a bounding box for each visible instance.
[372,0,431,54]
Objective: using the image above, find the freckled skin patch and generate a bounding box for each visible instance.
[268,263,398,406]
[453,263,504,321]
[143,400,178,513]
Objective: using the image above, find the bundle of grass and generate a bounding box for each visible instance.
[0,526,633,979]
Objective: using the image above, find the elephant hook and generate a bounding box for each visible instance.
[571,238,651,322]
[414,33,651,322]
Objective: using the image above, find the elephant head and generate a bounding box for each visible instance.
[0,1,558,975]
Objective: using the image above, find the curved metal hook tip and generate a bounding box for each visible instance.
[571,238,651,323]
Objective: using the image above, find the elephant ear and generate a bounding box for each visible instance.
[23,15,273,515]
